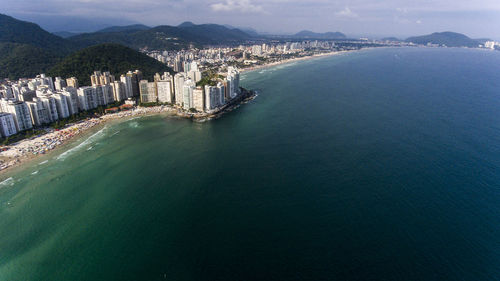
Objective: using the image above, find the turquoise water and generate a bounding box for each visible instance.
[1,47,500,280]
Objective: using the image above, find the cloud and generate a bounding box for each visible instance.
[335,7,358,18]
[210,0,265,13]
[416,19,422,24]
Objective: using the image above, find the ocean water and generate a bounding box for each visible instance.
[1,47,500,280]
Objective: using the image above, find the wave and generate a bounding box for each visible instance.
[31,170,39,175]
[0,177,14,187]
[56,126,107,161]
[39,160,49,165]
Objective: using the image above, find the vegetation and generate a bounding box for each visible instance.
[49,44,173,86]
[0,43,61,79]
[0,14,78,54]
[405,32,480,47]
[196,71,222,87]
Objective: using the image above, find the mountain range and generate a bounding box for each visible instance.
[0,13,488,82]
[0,14,253,81]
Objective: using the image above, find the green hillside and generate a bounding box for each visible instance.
[0,43,61,79]
[0,14,77,53]
[49,44,173,86]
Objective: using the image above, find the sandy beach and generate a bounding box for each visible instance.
[239,50,349,74]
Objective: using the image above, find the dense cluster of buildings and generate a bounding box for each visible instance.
[0,70,144,138]
[146,41,336,72]
[138,64,241,112]
[0,64,241,138]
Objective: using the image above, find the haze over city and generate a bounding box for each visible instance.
[4,0,500,38]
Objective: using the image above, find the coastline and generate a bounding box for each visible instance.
[0,89,257,175]
[0,50,358,175]
[239,50,350,74]
[0,106,177,176]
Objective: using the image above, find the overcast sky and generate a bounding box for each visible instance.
[4,0,500,38]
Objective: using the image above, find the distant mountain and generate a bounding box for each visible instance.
[0,14,77,53]
[70,23,252,50]
[0,43,61,80]
[223,25,259,36]
[405,32,479,47]
[97,24,151,33]
[53,31,80,38]
[0,14,252,80]
[294,30,346,39]
[178,21,196,28]
[8,13,139,33]
[49,44,173,86]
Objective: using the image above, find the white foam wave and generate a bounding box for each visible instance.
[31,170,39,175]
[57,126,107,161]
[39,160,49,165]
[0,177,14,187]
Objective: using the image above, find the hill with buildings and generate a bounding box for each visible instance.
[405,32,479,47]
[48,44,173,86]
[294,30,347,39]
[68,23,253,50]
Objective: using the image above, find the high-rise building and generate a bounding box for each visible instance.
[0,100,33,131]
[182,79,195,110]
[0,113,18,137]
[174,73,186,106]
[91,71,115,86]
[77,87,97,111]
[139,80,157,103]
[39,96,59,122]
[102,84,115,105]
[157,80,173,103]
[53,93,70,119]
[192,87,205,112]
[54,77,67,91]
[66,77,79,89]
[27,98,51,126]
[227,67,240,98]
[126,70,142,97]
[204,85,218,111]
[217,82,225,106]
[112,81,127,102]
[120,75,133,99]
[60,87,79,115]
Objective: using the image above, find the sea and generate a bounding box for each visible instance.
[0,47,499,281]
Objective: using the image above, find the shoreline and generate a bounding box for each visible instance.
[0,106,177,175]
[239,50,351,74]
[0,89,257,175]
[0,49,357,175]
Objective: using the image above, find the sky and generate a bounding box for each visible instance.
[3,0,500,39]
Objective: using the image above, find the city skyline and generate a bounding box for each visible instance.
[4,0,500,39]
